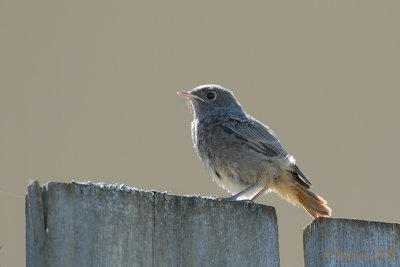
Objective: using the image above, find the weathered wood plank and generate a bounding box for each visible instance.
[304,218,400,267]
[26,181,279,267]
[25,181,46,267]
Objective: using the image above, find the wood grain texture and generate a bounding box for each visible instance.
[304,218,400,267]
[26,181,279,267]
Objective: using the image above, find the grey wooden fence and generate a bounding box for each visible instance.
[304,217,400,267]
[26,181,279,267]
[26,181,400,267]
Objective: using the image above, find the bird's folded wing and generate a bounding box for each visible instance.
[221,118,312,187]
[221,119,288,157]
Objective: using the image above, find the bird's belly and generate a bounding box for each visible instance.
[214,174,249,195]
[205,154,286,195]
[194,121,290,195]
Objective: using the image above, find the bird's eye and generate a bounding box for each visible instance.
[206,91,216,100]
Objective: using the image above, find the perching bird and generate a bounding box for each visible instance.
[177,84,331,218]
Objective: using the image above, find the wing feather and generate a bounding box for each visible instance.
[222,119,287,157]
[221,118,312,187]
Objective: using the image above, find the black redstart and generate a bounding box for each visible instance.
[178,84,331,218]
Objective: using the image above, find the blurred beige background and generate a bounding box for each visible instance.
[1,1,399,266]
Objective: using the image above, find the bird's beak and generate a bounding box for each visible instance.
[177,91,204,102]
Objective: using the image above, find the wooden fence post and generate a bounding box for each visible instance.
[26,181,279,267]
[303,218,400,267]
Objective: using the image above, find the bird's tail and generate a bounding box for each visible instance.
[273,173,332,219]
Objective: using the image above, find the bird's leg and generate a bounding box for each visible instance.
[224,177,269,201]
[250,185,270,201]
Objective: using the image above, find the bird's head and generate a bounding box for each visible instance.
[177,84,244,119]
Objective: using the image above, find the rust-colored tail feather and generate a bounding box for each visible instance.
[272,173,332,219]
[296,184,332,218]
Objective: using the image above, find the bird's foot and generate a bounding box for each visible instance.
[222,195,253,202]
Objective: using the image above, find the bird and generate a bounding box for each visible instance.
[177,84,331,218]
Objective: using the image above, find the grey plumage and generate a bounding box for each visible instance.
[178,84,331,218]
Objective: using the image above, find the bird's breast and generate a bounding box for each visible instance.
[190,119,291,194]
